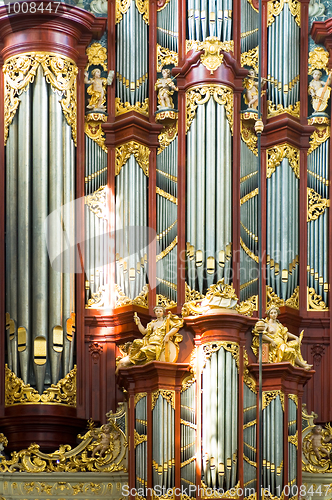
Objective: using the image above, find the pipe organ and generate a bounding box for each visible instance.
[0,0,331,474]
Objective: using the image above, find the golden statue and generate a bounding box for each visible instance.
[308,69,332,113]
[252,305,312,370]
[84,68,114,112]
[116,306,183,372]
[155,68,178,109]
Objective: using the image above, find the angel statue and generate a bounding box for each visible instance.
[155,68,178,109]
[304,425,332,462]
[252,305,312,370]
[84,68,114,112]
[308,69,332,114]
[116,306,183,372]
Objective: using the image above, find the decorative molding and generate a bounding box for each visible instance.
[307,187,330,222]
[115,141,150,176]
[115,97,149,117]
[0,406,127,472]
[86,43,107,71]
[4,52,77,146]
[157,44,178,72]
[267,100,300,118]
[186,84,233,134]
[266,143,300,179]
[5,365,76,406]
[311,344,325,365]
[85,113,107,152]
[89,342,103,364]
[308,47,329,75]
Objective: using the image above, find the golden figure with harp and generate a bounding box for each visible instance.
[308,69,332,113]
[116,306,183,372]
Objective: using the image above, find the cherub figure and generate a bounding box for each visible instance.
[116,306,183,372]
[243,69,262,110]
[84,68,114,112]
[155,68,178,109]
[308,69,332,113]
[309,425,332,461]
[91,423,113,458]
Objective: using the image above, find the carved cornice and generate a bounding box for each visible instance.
[102,113,162,149]
[0,5,106,63]
[262,114,315,150]
[311,19,332,56]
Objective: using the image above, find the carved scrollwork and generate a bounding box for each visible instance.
[307,287,328,311]
[241,46,258,73]
[115,141,150,176]
[202,342,239,370]
[267,100,300,118]
[266,143,300,179]
[236,295,258,317]
[267,0,300,26]
[243,350,256,392]
[84,113,107,152]
[266,286,285,308]
[5,365,76,406]
[186,85,233,134]
[86,43,108,72]
[263,390,284,411]
[86,286,107,309]
[240,120,258,156]
[85,186,107,219]
[4,52,77,146]
[151,390,175,410]
[158,121,178,154]
[115,97,149,117]
[302,421,332,473]
[134,429,147,448]
[0,405,127,473]
[307,188,330,222]
[308,47,329,75]
[157,44,178,72]
[307,126,330,155]
[135,0,149,23]
[285,286,299,310]
[116,0,131,23]
[115,284,149,308]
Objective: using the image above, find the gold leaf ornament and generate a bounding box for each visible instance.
[266,143,300,179]
[86,43,108,71]
[115,141,150,176]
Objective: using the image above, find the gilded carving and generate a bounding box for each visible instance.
[134,392,147,406]
[186,85,233,134]
[243,350,257,392]
[86,285,107,309]
[263,390,284,411]
[185,282,204,303]
[308,47,329,75]
[307,187,329,222]
[186,39,234,55]
[84,113,107,152]
[241,46,258,73]
[86,186,107,219]
[0,406,127,473]
[288,430,298,448]
[158,121,178,154]
[202,342,239,370]
[266,286,285,308]
[236,295,258,317]
[267,0,300,26]
[241,120,258,156]
[289,394,298,407]
[4,52,77,145]
[199,36,224,74]
[266,144,300,179]
[86,43,108,71]
[267,100,300,118]
[156,293,177,308]
[307,125,330,155]
[135,0,149,23]
[5,365,76,406]
[285,286,299,310]
[115,284,149,308]
[134,429,147,448]
[240,237,259,263]
[115,97,149,117]
[116,0,131,23]
[182,279,238,317]
[151,389,175,410]
[303,422,332,472]
[307,287,328,311]
[157,44,178,72]
[115,141,150,176]
[156,236,178,261]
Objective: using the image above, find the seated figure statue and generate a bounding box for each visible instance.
[116,306,183,372]
[252,305,312,370]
